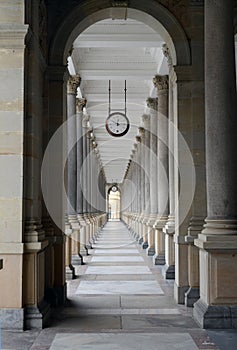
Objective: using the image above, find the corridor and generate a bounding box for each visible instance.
[2,221,224,349]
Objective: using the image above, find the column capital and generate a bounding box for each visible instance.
[136,135,141,143]
[142,113,150,123]
[146,97,158,111]
[67,74,81,94]
[162,43,173,67]
[138,126,145,137]
[82,113,90,128]
[153,75,169,92]
[76,97,87,112]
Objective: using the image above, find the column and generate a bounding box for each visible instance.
[75,98,88,257]
[162,45,175,279]
[146,98,158,256]
[194,0,237,328]
[183,6,206,307]
[135,136,142,240]
[153,75,169,265]
[80,113,90,255]
[141,115,150,249]
[66,75,80,278]
[138,127,145,244]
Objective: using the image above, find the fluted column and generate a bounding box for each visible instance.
[141,115,150,249]
[66,75,80,279]
[146,98,158,256]
[194,0,237,329]
[153,75,169,265]
[75,98,87,258]
[162,45,175,280]
[80,113,90,255]
[135,136,142,240]
[138,127,145,243]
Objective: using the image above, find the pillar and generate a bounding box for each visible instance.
[76,98,87,257]
[194,0,237,328]
[66,75,80,278]
[141,115,150,249]
[153,75,169,265]
[146,98,158,256]
[162,45,175,279]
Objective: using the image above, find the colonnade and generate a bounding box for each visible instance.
[65,75,107,279]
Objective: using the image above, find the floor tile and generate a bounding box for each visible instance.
[85,265,151,275]
[49,333,199,350]
[91,256,144,262]
[76,280,164,295]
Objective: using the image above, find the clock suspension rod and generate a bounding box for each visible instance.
[124,80,127,116]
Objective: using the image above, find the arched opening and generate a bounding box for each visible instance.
[107,186,121,221]
[44,0,195,328]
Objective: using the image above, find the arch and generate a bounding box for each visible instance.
[49,0,191,67]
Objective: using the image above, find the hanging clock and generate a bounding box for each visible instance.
[105,80,130,137]
[106,112,130,137]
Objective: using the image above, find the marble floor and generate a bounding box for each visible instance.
[2,221,236,349]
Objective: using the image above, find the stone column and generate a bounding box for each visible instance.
[75,98,87,258]
[162,45,175,280]
[183,7,206,307]
[138,127,145,243]
[135,136,142,240]
[194,0,237,328]
[153,75,169,265]
[65,75,80,278]
[146,98,158,256]
[80,113,90,255]
[141,115,150,249]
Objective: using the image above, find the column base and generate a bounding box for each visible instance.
[142,241,148,249]
[162,264,175,280]
[71,253,84,265]
[24,300,51,330]
[86,243,93,249]
[184,287,200,307]
[146,247,155,256]
[0,308,24,330]
[193,299,237,329]
[66,264,76,280]
[153,253,165,265]
[138,237,144,245]
[174,282,189,304]
[80,246,89,256]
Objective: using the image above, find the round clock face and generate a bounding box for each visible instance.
[106,112,130,137]
[111,185,118,192]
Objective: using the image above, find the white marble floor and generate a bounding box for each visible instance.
[50,333,199,350]
[76,280,163,295]
[91,256,144,262]
[84,265,152,275]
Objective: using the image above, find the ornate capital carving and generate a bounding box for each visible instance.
[138,126,145,137]
[76,97,87,112]
[153,75,169,91]
[67,75,81,94]
[146,97,158,111]
[162,44,173,66]
[82,113,90,128]
[142,114,150,123]
[136,135,141,143]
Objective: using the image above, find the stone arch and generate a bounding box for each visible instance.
[49,0,191,67]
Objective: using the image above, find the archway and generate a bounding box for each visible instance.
[45,0,195,312]
[107,186,121,221]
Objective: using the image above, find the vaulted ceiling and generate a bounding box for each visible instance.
[69,18,168,183]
